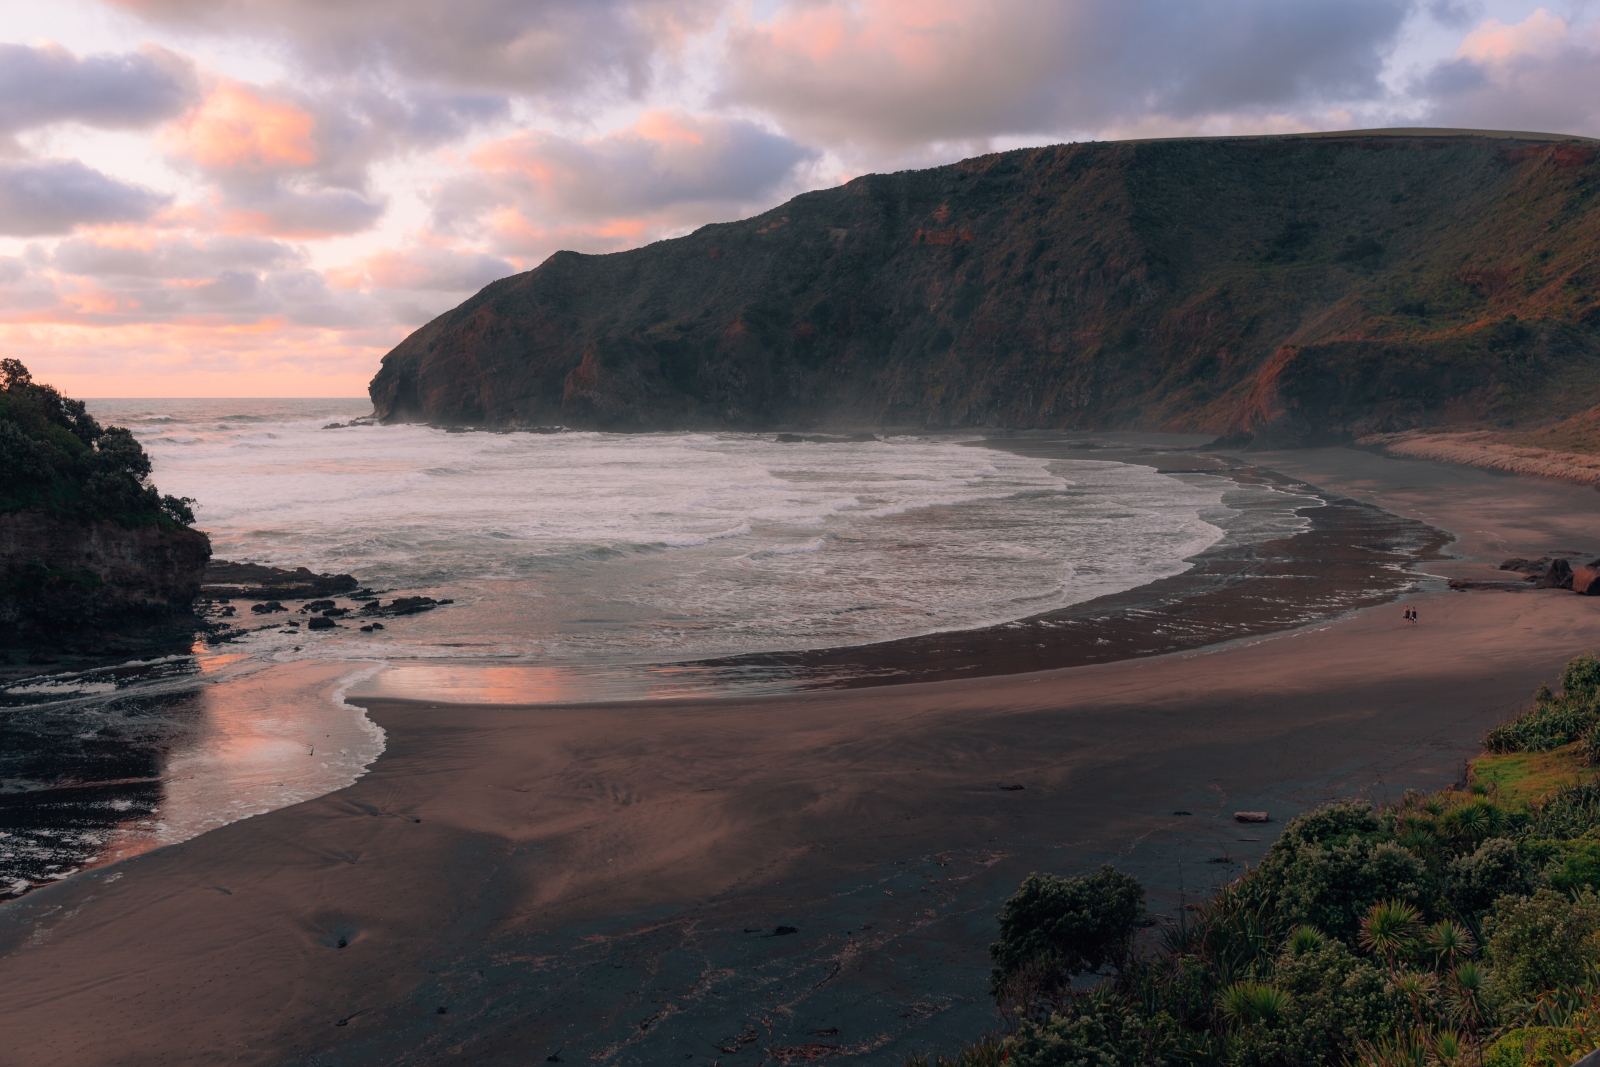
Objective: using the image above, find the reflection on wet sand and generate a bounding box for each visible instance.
[0,658,383,897]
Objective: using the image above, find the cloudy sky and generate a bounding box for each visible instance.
[1,0,1596,397]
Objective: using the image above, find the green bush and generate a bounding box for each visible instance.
[1260,837,1435,945]
[1563,656,1600,701]
[1445,838,1535,921]
[1483,890,1600,1002]
[913,657,1600,1067]
[1268,938,1405,1065]
[1485,699,1599,754]
[1546,840,1600,895]
[0,359,194,529]
[1533,783,1600,839]
[1002,988,1177,1067]
[990,866,1145,995]
[1483,1026,1587,1067]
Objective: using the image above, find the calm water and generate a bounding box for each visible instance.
[0,400,1318,895]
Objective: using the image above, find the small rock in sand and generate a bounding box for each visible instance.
[1234,811,1270,822]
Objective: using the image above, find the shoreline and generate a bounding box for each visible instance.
[1361,430,1600,489]
[6,443,1600,1065]
[677,437,1447,691]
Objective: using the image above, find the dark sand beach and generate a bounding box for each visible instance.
[5,444,1600,1066]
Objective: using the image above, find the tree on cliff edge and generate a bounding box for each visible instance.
[0,359,196,528]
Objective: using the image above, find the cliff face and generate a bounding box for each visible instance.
[0,511,211,636]
[369,130,1600,445]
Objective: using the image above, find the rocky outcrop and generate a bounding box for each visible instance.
[201,560,359,600]
[0,510,210,637]
[1573,566,1600,595]
[370,130,1600,443]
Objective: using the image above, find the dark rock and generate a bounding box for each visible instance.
[1,512,210,635]
[371,622,384,630]
[307,617,336,630]
[1234,811,1270,822]
[202,560,358,600]
[360,625,373,632]
[775,433,879,444]
[773,925,798,936]
[320,607,349,617]
[301,599,335,613]
[250,601,286,614]
[220,605,235,617]
[384,596,438,616]
[1575,566,1600,595]
[1540,558,1575,589]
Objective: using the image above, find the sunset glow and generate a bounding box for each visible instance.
[0,0,1596,397]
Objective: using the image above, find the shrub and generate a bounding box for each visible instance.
[1483,1026,1586,1067]
[1002,988,1177,1067]
[1563,656,1600,701]
[1360,899,1422,969]
[1483,890,1600,1002]
[1275,801,1384,850]
[1262,837,1434,944]
[1485,700,1599,754]
[1547,840,1600,895]
[1485,656,1600,754]
[1260,938,1405,1066]
[0,359,193,529]
[990,866,1144,997]
[1445,838,1535,921]
[1534,783,1600,840]
[1219,981,1291,1027]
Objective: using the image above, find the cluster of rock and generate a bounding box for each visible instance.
[1499,556,1600,595]
[195,559,453,645]
[219,593,451,638]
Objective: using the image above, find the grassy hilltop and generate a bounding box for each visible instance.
[370,130,1600,443]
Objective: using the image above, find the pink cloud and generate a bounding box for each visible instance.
[1456,9,1570,62]
[161,81,319,173]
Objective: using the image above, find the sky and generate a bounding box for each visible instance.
[1,0,1597,398]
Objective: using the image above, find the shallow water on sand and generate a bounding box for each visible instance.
[1,401,1321,895]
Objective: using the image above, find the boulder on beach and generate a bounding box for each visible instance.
[1575,566,1600,595]
[1540,558,1575,589]
[1234,811,1270,822]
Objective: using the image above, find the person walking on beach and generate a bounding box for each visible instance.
[1403,606,1414,625]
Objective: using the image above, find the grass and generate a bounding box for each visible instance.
[1471,743,1594,805]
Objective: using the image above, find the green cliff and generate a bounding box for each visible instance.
[369,130,1600,445]
[0,360,210,638]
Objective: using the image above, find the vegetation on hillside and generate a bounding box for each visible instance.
[0,359,194,528]
[912,654,1600,1067]
[370,133,1600,441]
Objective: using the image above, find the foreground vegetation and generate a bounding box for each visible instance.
[0,358,194,528]
[914,655,1600,1067]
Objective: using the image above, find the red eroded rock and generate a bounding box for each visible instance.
[1573,566,1600,595]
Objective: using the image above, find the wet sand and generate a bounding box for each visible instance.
[5,445,1600,1066]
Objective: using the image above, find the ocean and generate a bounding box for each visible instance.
[0,399,1319,896]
